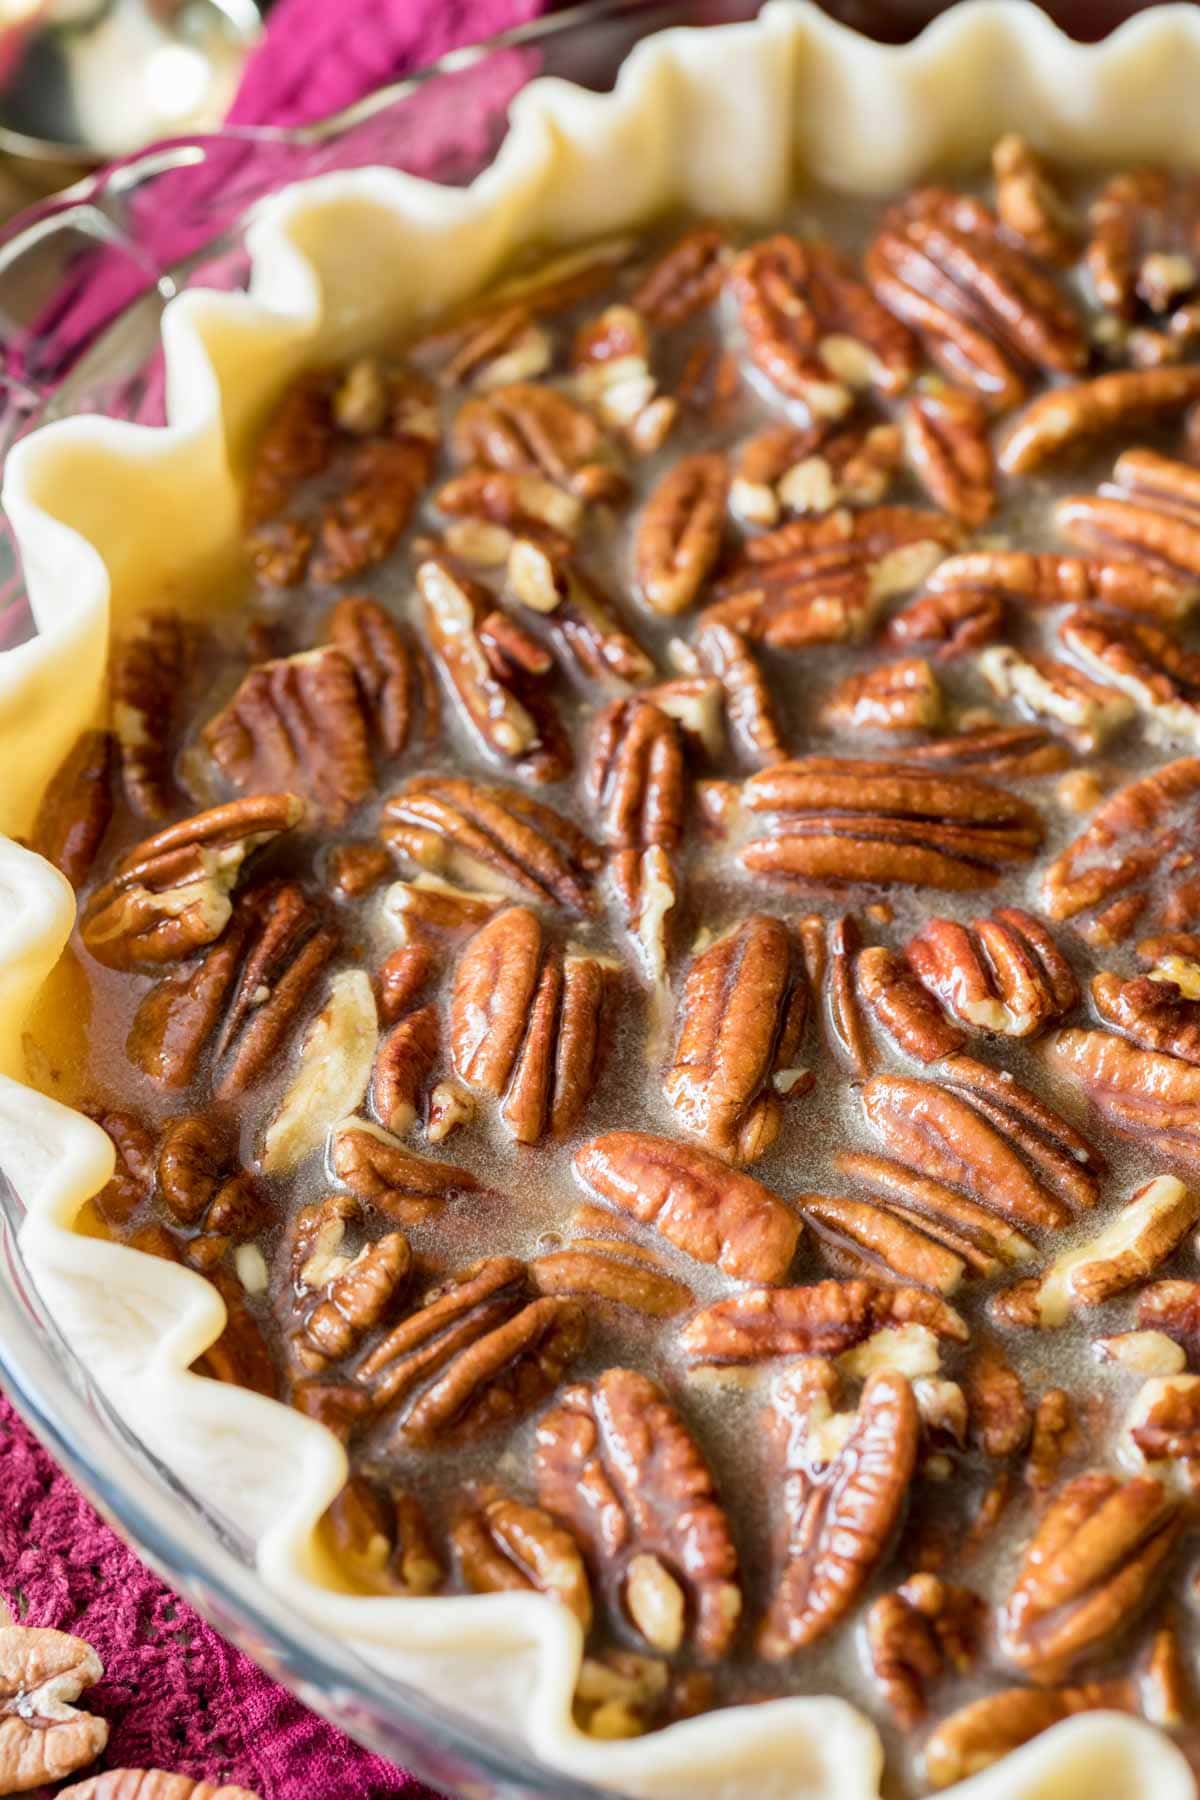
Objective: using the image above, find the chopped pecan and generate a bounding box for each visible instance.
[634,452,727,616]
[354,1256,585,1447]
[1040,755,1200,932]
[818,657,943,735]
[679,1278,967,1371]
[414,240,633,359]
[260,968,377,1174]
[992,134,1077,263]
[1093,968,1200,1065]
[729,417,902,526]
[417,559,569,783]
[203,647,373,825]
[1096,1329,1187,1376]
[732,234,915,416]
[31,728,115,886]
[326,595,437,757]
[1047,1026,1200,1156]
[381,775,601,914]
[1127,1375,1200,1482]
[903,388,996,526]
[435,467,582,550]
[1060,606,1200,748]
[426,1079,476,1144]
[906,905,1079,1038]
[534,1367,741,1658]
[574,1130,799,1284]
[375,941,435,1021]
[630,226,728,328]
[383,872,503,943]
[324,1472,440,1594]
[999,1470,1181,1682]
[929,545,1196,618]
[1026,1388,1078,1492]
[437,307,552,391]
[865,1573,983,1727]
[452,381,623,502]
[0,1623,108,1793]
[662,915,809,1164]
[330,1119,479,1223]
[327,842,392,899]
[964,1339,1033,1457]
[585,698,684,852]
[110,612,185,818]
[865,187,1086,407]
[979,642,1135,750]
[506,541,655,689]
[855,945,966,1064]
[760,1369,918,1656]
[1004,366,1200,472]
[453,1483,591,1626]
[738,756,1043,892]
[530,1237,692,1319]
[1138,1280,1200,1360]
[694,621,786,767]
[370,1005,440,1136]
[572,305,675,454]
[449,908,614,1144]
[80,794,302,971]
[885,585,1006,661]
[923,1681,1134,1790]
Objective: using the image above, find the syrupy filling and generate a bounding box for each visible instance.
[29,144,1200,1795]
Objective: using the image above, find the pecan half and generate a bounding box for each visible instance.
[865,187,1086,407]
[435,467,582,555]
[370,1005,439,1136]
[800,1191,971,1295]
[739,756,1043,892]
[630,226,728,328]
[999,1471,1181,1682]
[585,698,685,852]
[634,452,727,616]
[449,908,615,1145]
[760,1369,918,1656]
[381,775,601,914]
[854,945,965,1063]
[330,1119,479,1223]
[452,381,622,501]
[417,559,569,783]
[679,1278,967,1370]
[928,545,1195,619]
[1093,968,1200,1065]
[885,585,1006,661]
[31,728,114,886]
[694,620,786,768]
[906,905,1079,1038]
[80,794,302,971]
[904,722,1069,777]
[245,371,333,527]
[1045,1027,1200,1159]
[903,388,996,526]
[573,1129,799,1284]
[506,541,655,690]
[353,1256,586,1447]
[835,1151,1037,1281]
[1060,605,1200,748]
[1058,448,1200,588]
[110,612,185,818]
[1002,366,1200,472]
[979,643,1135,750]
[865,1573,983,1727]
[530,1236,692,1319]
[0,1624,108,1793]
[453,1483,592,1626]
[260,968,377,1173]
[1086,169,1200,326]
[662,916,809,1164]
[326,595,437,757]
[324,1472,441,1594]
[1040,755,1200,933]
[993,134,1077,264]
[818,657,943,736]
[294,1218,412,1372]
[729,417,903,526]
[534,1367,741,1658]
[923,1682,1134,1790]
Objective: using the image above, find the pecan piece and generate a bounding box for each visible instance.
[902,722,1069,777]
[571,305,675,455]
[370,1005,439,1136]
[31,728,114,886]
[731,234,915,416]
[630,225,728,328]
[244,371,333,527]
[1093,969,1200,1065]
[1138,1280,1200,1360]
[694,621,786,768]
[435,467,582,550]
[452,381,622,501]
[885,585,1006,661]
[739,756,1043,892]
[530,1238,692,1319]
[381,775,601,914]
[330,1119,479,1223]
[818,657,943,735]
[906,905,1079,1038]
[574,1130,800,1284]
[383,873,502,943]
[110,611,185,818]
[417,559,569,783]
[760,1369,918,1656]
[1027,1389,1079,1492]
[80,794,302,971]
[865,187,1086,407]
[903,387,996,526]
[294,1218,412,1372]
[964,1339,1033,1457]
[453,1484,592,1627]
[449,908,614,1145]
[1060,605,1200,748]
[353,1257,585,1446]
[663,916,809,1164]
[1086,169,1200,340]
[923,1682,1134,1790]
[255,968,376,1175]
[1040,756,1200,930]
[979,643,1135,750]
[679,1279,967,1371]
[534,1367,741,1658]
[999,1471,1181,1682]
[324,1472,440,1594]
[634,452,727,616]
[1003,367,1200,472]
[609,845,678,986]
[931,543,1197,619]
[0,1624,107,1793]
[506,541,655,689]
[865,1573,983,1727]
[326,595,437,757]
[1127,1375,1200,1482]
[855,945,966,1064]
[730,417,902,526]
[992,134,1077,264]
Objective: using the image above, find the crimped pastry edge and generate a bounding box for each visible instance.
[1,4,1198,1794]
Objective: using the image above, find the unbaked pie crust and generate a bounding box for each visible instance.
[4,3,1200,1794]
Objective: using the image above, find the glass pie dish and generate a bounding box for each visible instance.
[10,5,1200,1799]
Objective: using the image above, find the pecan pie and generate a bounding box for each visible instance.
[24,114,1200,1800]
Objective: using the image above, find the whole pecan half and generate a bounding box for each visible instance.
[662,915,810,1164]
[0,1623,108,1793]
[1058,447,1200,583]
[730,417,903,527]
[381,774,601,914]
[818,656,943,736]
[1040,755,1200,935]
[1059,605,1200,749]
[452,1483,592,1627]
[855,945,967,1064]
[928,545,1196,619]
[309,374,439,585]
[979,643,1135,751]
[585,697,685,853]
[923,1681,1134,1790]
[292,1203,412,1373]
[244,371,334,527]
[330,1119,479,1224]
[906,905,1079,1038]
[80,794,303,971]
[1093,968,1200,1065]
[998,1470,1181,1683]
[1001,366,1200,472]
[903,722,1069,777]
[694,621,787,768]
[452,380,623,501]
[534,1367,741,1658]
[353,1256,586,1447]
[326,594,438,757]
[903,388,996,526]
[572,1129,800,1284]
[731,234,916,416]
[530,1233,693,1319]
[634,452,727,615]
[865,1572,983,1727]
[760,1368,918,1656]
[738,755,1043,892]
[31,728,115,887]
[110,611,185,818]
[835,1151,1036,1282]
[885,585,1006,661]
[679,1278,966,1370]
[865,187,1086,407]
[630,225,728,327]
[1045,1027,1200,1159]
[449,908,615,1144]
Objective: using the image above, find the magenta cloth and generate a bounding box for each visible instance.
[0,1,545,1792]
